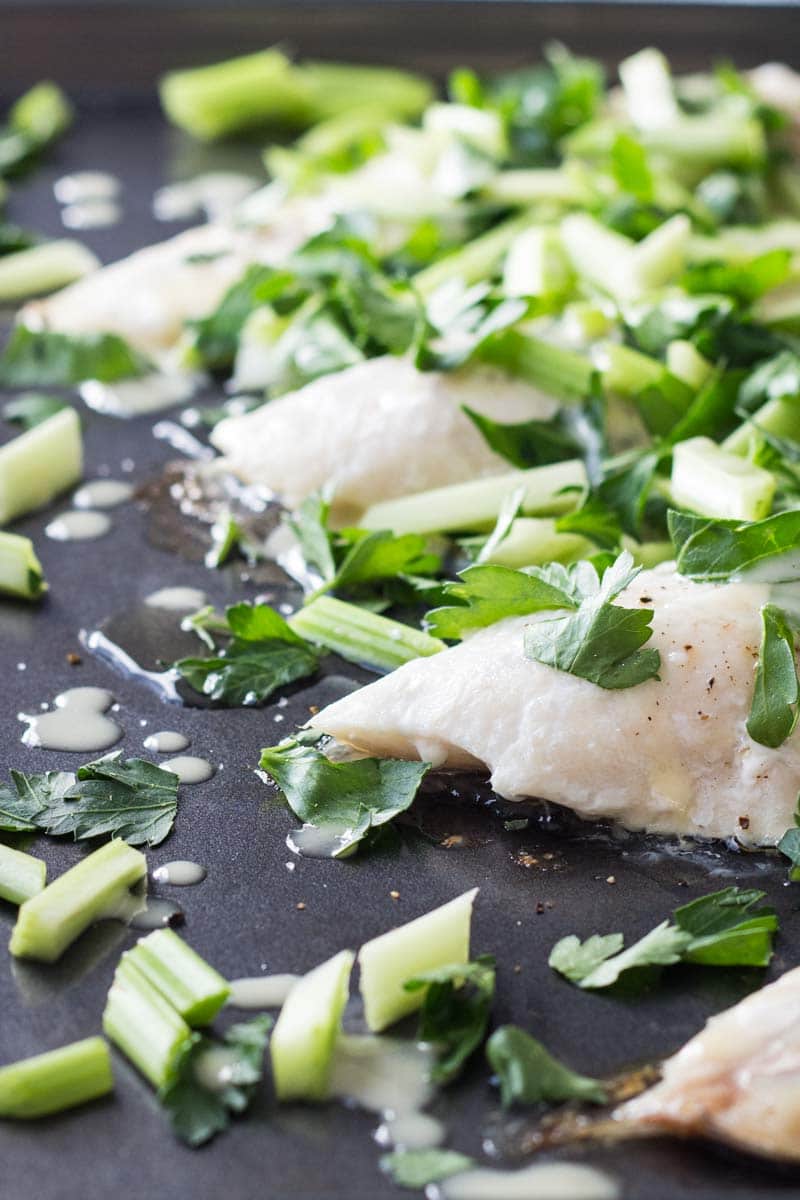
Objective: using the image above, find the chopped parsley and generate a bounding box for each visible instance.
[486,1025,606,1106]
[404,956,496,1083]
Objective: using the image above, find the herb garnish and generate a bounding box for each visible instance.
[0,327,151,387]
[486,1025,606,1106]
[404,956,496,1083]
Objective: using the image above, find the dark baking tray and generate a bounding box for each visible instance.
[1,6,800,1199]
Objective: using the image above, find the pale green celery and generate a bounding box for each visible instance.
[0,531,47,600]
[359,888,477,1032]
[0,407,83,526]
[271,949,354,1101]
[561,301,615,345]
[483,165,593,207]
[753,281,800,329]
[479,517,592,568]
[595,342,693,436]
[10,81,72,144]
[724,396,800,456]
[618,48,680,132]
[632,214,690,292]
[160,49,431,141]
[666,339,713,390]
[645,114,765,172]
[559,213,635,301]
[0,843,46,906]
[423,102,505,158]
[688,221,800,264]
[10,839,146,963]
[413,212,536,298]
[288,595,444,672]
[671,437,775,521]
[0,240,99,302]
[124,929,229,1026]
[501,227,571,299]
[360,460,587,537]
[231,305,288,391]
[478,329,594,403]
[103,957,191,1089]
[621,537,674,568]
[265,109,388,185]
[0,1037,112,1119]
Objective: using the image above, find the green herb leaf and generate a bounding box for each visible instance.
[404,956,496,1083]
[669,509,800,582]
[2,392,69,430]
[461,405,591,470]
[189,264,291,370]
[778,797,800,883]
[611,132,653,202]
[682,249,791,305]
[547,933,624,983]
[425,563,575,640]
[486,1025,606,1107]
[259,736,430,856]
[287,491,337,583]
[159,1015,271,1147]
[0,327,151,386]
[380,1149,474,1190]
[747,605,799,749]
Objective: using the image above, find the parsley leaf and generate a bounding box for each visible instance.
[524,551,661,690]
[2,758,179,846]
[174,603,319,706]
[287,491,337,583]
[550,887,777,990]
[380,1149,474,1190]
[611,132,653,202]
[739,351,800,412]
[0,327,151,386]
[425,563,575,640]
[188,265,292,370]
[747,605,800,749]
[461,405,593,470]
[2,392,68,430]
[778,797,800,882]
[259,736,430,856]
[486,1025,606,1107]
[159,1015,271,1147]
[417,280,526,372]
[682,249,791,305]
[404,956,495,1084]
[669,509,800,582]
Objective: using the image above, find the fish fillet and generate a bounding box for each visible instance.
[310,564,800,844]
[211,354,561,518]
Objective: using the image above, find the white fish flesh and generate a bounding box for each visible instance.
[211,354,561,519]
[618,965,800,1161]
[311,564,800,844]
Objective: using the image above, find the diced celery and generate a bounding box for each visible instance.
[666,340,713,390]
[414,213,536,298]
[103,956,191,1089]
[595,342,692,436]
[0,1037,112,1119]
[560,213,636,302]
[123,929,230,1026]
[478,330,594,403]
[10,839,146,963]
[621,537,674,569]
[0,407,83,526]
[288,595,444,672]
[0,843,46,906]
[423,103,505,158]
[0,531,47,600]
[631,214,690,292]
[479,517,592,568]
[619,48,680,132]
[724,395,800,457]
[646,114,765,171]
[0,240,98,302]
[689,220,800,264]
[502,227,570,299]
[359,889,477,1033]
[483,166,594,207]
[360,460,587,537]
[270,948,354,1101]
[753,281,800,329]
[10,81,73,145]
[671,437,775,521]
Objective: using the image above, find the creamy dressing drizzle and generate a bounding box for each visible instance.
[73,479,134,510]
[145,586,207,611]
[375,1111,445,1151]
[429,1163,619,1200]
[54,170,121,204]
[143,730,190,753]
[193,1045,242,1092]
[227,975,300,1009]
[152,172,259,223]
[129,896,183,930]
[152,860,206,886]
[45,510,111,541]
[62,200,122,230]
[80,373,197,419]
[329,1035,435,1117]
[83,629,182,703]
[161,755,215,784]
[286,823,354,859]
[19,686,123,751]
[152,420,215,461]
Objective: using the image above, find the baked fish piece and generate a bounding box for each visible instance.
[310,564,800,844]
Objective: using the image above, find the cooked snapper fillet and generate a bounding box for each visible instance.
[617,965,800,1161]
[210,354,561,518]
[310,564,800,844]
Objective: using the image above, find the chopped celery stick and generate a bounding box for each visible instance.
[560,214,636,302]
[646,114,765,171]
[124,929,229,1026]
[631,214,690,292]
[360,460,587,537]
[10,839,146,963]
[688,221,800,264]
[754,282,800,329]
[724,395,800,456]
[359,888,477,1032]
[502,227,570,299]
[104,956,191,1088]
[671,437,775,521]
[0,843,46,906]
[423,103,505,158]
[0,240,98,302]
[666,340,713,390]
[0,531,46,600]
[288,595,444,672]
[621,537,674,569]
[484,166,593,207]
[596,342,692,436]
[10,81,72,145]
[414,213,535,298]
[270,948,354,1101]
[299,62,433,125]
[618,48,680,132]
[479,517,592,568]
[0,406,82,526]
[0,1037,112,1119]
[478,330,593,403]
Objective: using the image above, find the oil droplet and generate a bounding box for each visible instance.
[143,730,190,753]
[19,686,122,752]
[45,510,111,541]
[73,479,134,509]
[145,586,207,611]
[161,755,215,784]
[54,170,121,204]
[61,200,121,230]
[129,897,184,930]
[375,1111,445,1150]
[152,860,206,886]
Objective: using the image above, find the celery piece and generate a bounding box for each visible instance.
[288,595,444,672]
[646,114,765,172]
[479,517,592,568]
[0,531,47,600]
[359,889,477,1032]
[300,61,433,125]
[423,103,505,158]
[414,213,536,299]
[484,166,593,208]
[0,240,98,302]
[621,537,674,569]
[104,956,191,1089]
[666,340,713,390]
[631,214,690,292]
[754,282,800,330]
[0,406,83,526]
[502,227,571,299]
[360,460,587,537]
[477,330,594,403]
[0,843,46,906]
[671,437,776,522]
[724,395,800,457]
[270,948,354,1101]
[0,1037,112,1119]
[596,341,692,436]
[10,839,146,963]
[560,213,636,302]
[124,929,230,1026]
[10,81,72,146]
[618,48,680,132]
